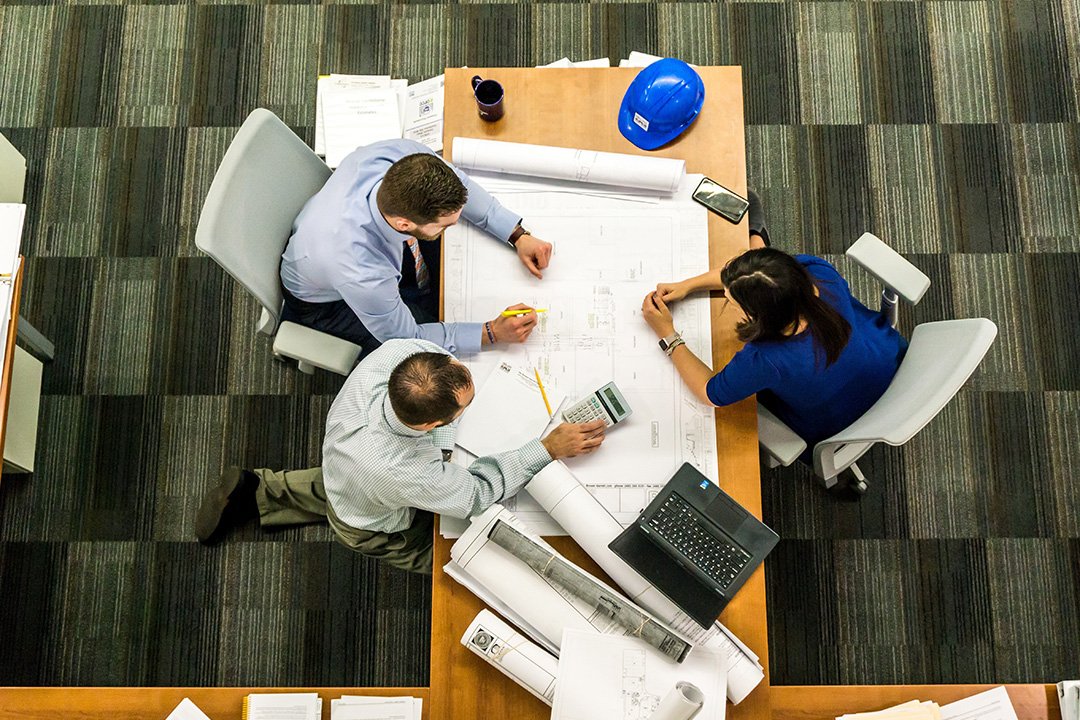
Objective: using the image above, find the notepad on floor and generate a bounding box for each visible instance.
[455,361,565,459]
[243,693,321,720]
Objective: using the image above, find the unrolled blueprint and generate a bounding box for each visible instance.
[443,174,717,530]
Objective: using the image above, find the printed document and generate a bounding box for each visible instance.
[330,696,422,720]
[552,628,727,720]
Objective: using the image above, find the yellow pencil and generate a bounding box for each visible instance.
[501,308,548,317]
[534,369,553,417]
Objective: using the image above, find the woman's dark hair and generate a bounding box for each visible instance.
[388,352,473,426]
[720,248,851,366]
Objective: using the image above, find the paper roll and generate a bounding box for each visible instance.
[452,138,686,194]
[648,682,706,720]
[461,609,559,705]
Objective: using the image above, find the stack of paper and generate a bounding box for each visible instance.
[838,687,1020,720]
[1059,682,1080,720]
[316,73,445,168]
[243,693,321,720]
[331,695,423,720]
[616,51,699,68]
[454,360,564,459]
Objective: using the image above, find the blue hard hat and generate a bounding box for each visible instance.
[618,58,705,151]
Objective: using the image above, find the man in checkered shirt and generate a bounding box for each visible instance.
[195,339,605,573]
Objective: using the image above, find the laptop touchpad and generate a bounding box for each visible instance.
[705,493,746,529]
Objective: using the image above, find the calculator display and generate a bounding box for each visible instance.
[602,388,625,416]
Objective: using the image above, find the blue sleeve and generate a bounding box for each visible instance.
[450,165,521,243]
[337,277,483,355]
[705,346,782,407]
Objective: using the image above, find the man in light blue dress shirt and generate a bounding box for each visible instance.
[280,139,554,357]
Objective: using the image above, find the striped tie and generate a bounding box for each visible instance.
[405,237,430,291]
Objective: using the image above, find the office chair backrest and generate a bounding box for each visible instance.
[195,108,331,332]
[821,318,998,450]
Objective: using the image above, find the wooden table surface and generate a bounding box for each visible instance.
[428,65,767,720]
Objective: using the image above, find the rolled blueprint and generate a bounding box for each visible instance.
[461,610,559,706]
[525,461,765,704]
[649,682,706,720]
[487,520,691,662]
[452,138,686,194]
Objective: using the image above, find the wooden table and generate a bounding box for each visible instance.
[428,65,766,720]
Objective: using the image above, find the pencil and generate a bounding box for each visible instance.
[501,308,548,317]
[534,369,553,417]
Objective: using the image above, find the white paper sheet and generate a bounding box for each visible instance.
[165,698,211,720]
[322,87,402,169]
[0,204,25,378]
[402,74,445,152]
[331,696,421,720]
[552,629,726,720]
[444,174,717,529]
[315,74,391,156]
[573,57,612,68]
[626,51,665,68]
[455,360,564,458]
[941,687,1019,720]
[452,138,686,194]
[245,693,321,720]
[461,609,560,705]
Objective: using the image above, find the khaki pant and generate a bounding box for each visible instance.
[253,467,434,575]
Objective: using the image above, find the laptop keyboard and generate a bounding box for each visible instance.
[647,493,752,589]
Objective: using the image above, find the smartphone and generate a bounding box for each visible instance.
[692,177,750,224]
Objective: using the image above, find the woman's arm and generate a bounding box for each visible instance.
[641,291,716,405]
[656,268,725,303]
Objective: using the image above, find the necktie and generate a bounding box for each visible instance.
[405,237,430,291]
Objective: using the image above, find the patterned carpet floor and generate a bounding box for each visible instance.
[0,0,1077,687]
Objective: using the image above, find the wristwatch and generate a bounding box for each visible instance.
[508,225,531,246]
[658,331,685,356]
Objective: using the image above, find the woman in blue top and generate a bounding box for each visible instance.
[641,233,908,467]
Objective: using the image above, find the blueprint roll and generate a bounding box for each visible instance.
[649,682,706,720]
[526,462,688,622]
[452,137,686,194]
[461,609,559,706]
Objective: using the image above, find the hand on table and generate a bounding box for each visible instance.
[541,420,607,460]
[641,291,676,339]
[515,234,553,279]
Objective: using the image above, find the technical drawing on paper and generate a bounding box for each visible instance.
[444,180,718,528]
[622,650,662,720]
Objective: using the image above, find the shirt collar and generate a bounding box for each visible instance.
[368,179,410,248]
[382,394,427,437]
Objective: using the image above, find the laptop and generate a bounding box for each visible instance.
[608,463,779,628]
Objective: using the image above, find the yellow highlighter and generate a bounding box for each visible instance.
[534,369,553,417]
[501,308,548,317]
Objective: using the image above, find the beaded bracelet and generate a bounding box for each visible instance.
[484,321,497,344]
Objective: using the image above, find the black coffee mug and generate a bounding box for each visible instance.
[472,76,505,121]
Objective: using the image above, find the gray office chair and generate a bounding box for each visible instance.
[757,233,998,493]
[195,108,361,375]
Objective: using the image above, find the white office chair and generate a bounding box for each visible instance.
[757,233,998,492]
[195,108,361,375]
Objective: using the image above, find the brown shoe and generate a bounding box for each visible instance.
[195,467,260,544]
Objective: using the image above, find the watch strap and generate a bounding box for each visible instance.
[508,225,530,246]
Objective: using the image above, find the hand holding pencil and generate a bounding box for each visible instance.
[485,303,542,345]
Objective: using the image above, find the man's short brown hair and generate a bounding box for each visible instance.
[388,352,473,426]
[376,153,469,225]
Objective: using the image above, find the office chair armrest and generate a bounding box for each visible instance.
[273,322,362,376]
[846,233,931,305]
[757,405,806,467]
